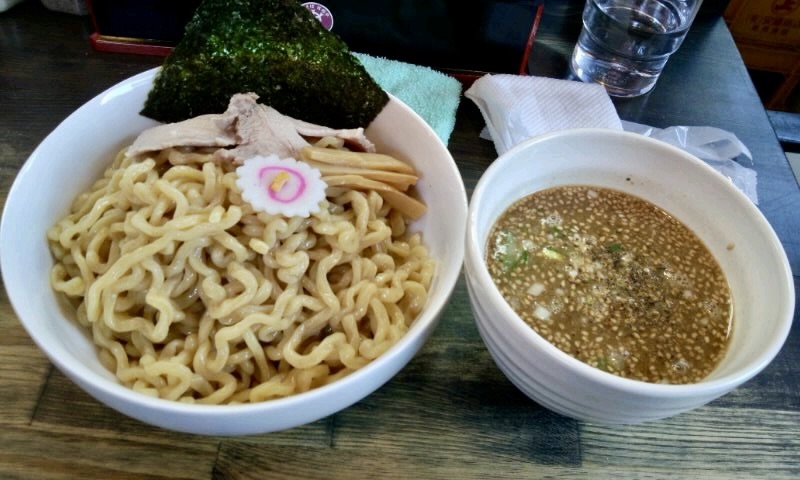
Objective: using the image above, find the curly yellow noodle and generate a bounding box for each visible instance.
[48,143,434,404]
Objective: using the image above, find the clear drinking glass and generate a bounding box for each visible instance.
[570,0,704,97]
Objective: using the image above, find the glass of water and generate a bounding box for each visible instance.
[570,0,704,97]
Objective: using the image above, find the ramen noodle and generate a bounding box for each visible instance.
[47,142,434,404]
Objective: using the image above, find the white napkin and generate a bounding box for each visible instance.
[465,74,623,155]
[464,74,759,204]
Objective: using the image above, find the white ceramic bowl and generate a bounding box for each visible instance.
[0,68,467,435]
[464,128,795,424]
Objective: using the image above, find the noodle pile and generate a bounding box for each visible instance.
[47,144,433,404]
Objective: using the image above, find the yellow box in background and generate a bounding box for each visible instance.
[725,0,800,111]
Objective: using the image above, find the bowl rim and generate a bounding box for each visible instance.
[0,67,468,420]
[466,128,796,396]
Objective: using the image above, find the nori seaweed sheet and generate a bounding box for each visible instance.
[140,0,389,128]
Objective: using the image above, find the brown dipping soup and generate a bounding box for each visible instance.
[486,185,732,384]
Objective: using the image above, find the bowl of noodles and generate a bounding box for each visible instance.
[0,68,467,435]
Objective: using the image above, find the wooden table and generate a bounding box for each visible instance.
[1,2,798,478]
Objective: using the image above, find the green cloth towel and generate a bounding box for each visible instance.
[355,52,462,145]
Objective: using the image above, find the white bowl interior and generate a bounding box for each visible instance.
[0,68,468,434]
[468,129,794,389]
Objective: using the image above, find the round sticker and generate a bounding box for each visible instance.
[302,2,334,30]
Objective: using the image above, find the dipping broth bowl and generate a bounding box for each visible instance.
[0,68,468,435]
[464,128,795,424]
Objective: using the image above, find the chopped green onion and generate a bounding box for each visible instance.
[496,231,529,272]
[595,357,610,372]
[541,246,565,261]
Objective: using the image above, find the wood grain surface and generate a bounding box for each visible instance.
[1,2,798,479]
